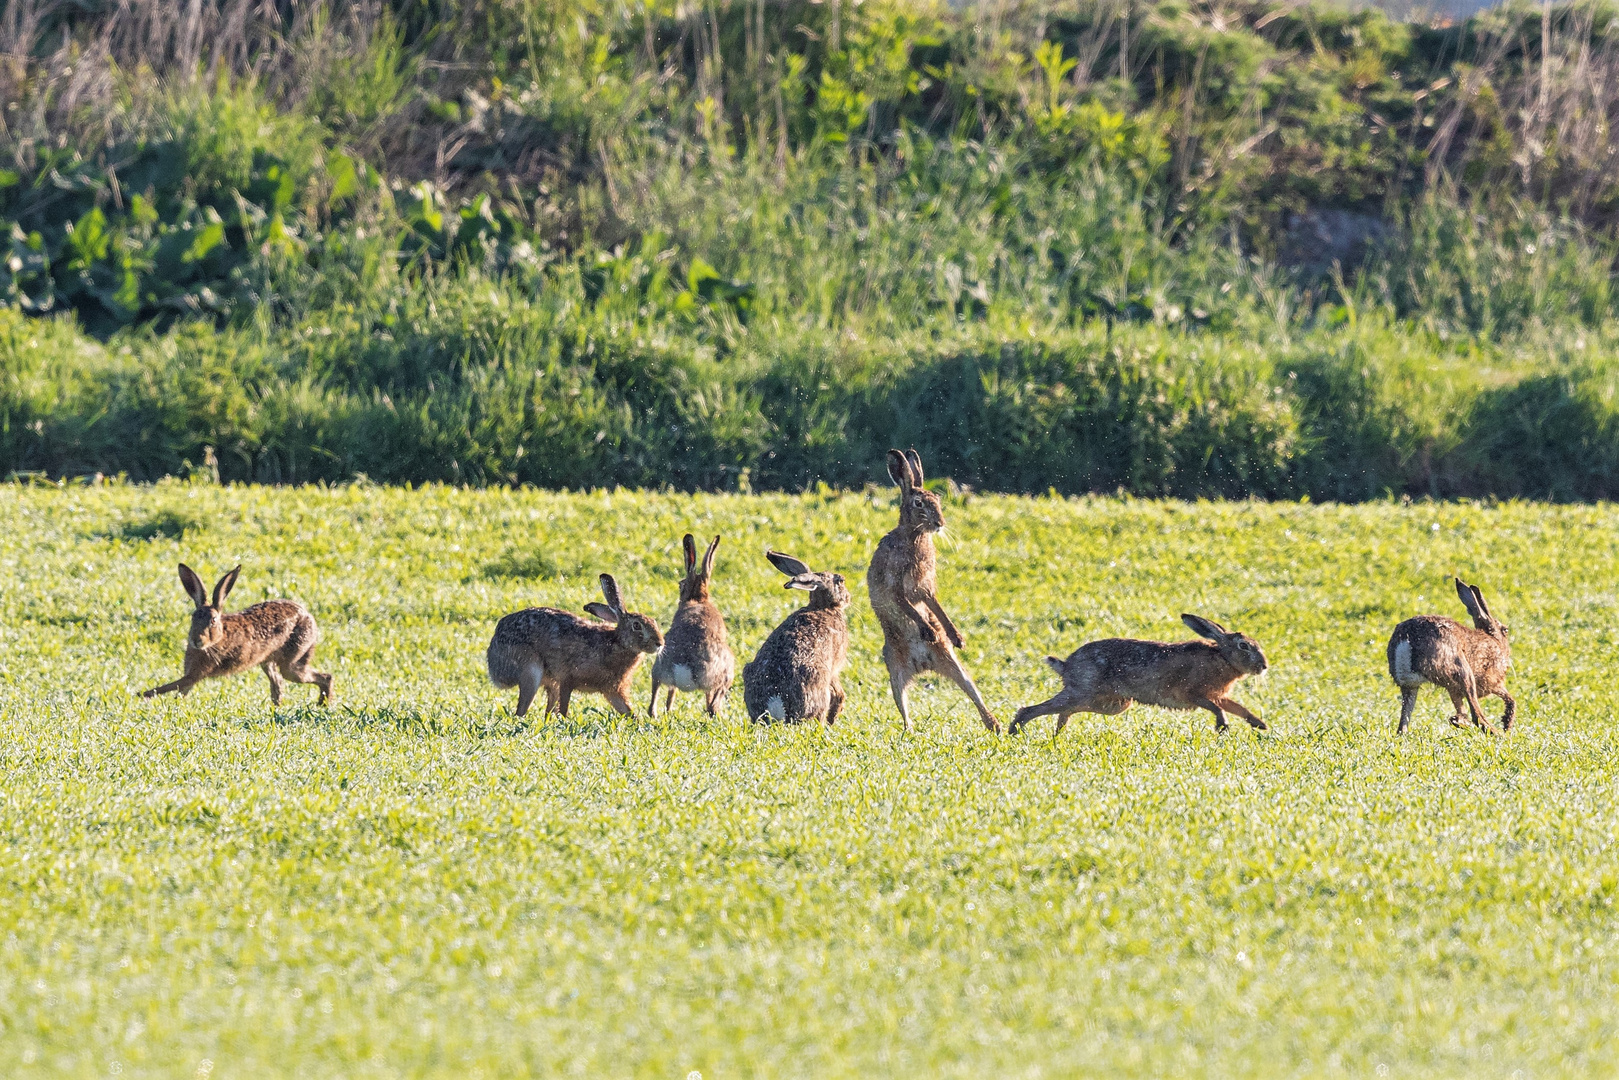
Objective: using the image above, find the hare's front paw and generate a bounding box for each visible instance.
[946,627,965,649]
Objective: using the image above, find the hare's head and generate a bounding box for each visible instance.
[678,534,720,604]
[766,551,851,611]
[887,449,945,536]
[178,563,239,651]
[584,573,664,654]
[1182,614,1268,676]
[1454,577,1508,640]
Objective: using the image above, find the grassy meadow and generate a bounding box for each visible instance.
[1,481,1617,1076]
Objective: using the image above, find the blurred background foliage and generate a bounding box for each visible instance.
[5,0,1619,497]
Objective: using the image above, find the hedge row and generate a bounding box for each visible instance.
[6,298,1618,500]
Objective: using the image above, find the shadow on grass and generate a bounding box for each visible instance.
[98,509,202,542]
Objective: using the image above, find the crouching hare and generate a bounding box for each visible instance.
[487,573,663,718]
[649,534,735,717]
[142,563,332,706]
[742,551,850,725]
[1387,577,1513,735]
[1011,614,1268,736]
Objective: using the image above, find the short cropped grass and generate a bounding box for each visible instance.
[1,482,1617,1078]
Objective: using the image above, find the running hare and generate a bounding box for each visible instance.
[487,574,663,718]
[742,551,850,725]
[867,449,999,733]
[1387,577,1513,735]
[649,534,735,716]
[1010,615,1268,736]
[142,563,332,705]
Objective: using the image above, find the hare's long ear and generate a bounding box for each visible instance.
[1454,577,1488,620]
[178,563,209,609]
[784,574,821,592]
[886,449,912,493]
[766,550,812,578]
[1181,613,1229,641]
[1467,582,1493,620]
[682,534,698,576]
[904,448,925,486]
[584,602,619,624]
[599,573,624,615]
[211,565,241,610]
[701,535,720,581]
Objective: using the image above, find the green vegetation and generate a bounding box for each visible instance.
[1,482,1617,1075]
[6,0,1619,496]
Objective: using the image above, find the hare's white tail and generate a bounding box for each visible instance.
[1390,638,1423,688]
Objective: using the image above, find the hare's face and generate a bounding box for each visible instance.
[188,607,225,651]
[817,573,852,609]
[904,487,946,534]
[620,613,665,654]
[1218,633,1268,675]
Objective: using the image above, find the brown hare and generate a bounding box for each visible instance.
[649,534,735,717]
[486,574,663,718]
[142,563,332,706]
[1010,614,1269,736]
[867,449,999,733]
[1387,577,1513,735]
[742,551,850,725]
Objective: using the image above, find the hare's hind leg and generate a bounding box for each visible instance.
[1010,692,1068,735]
[885,648,916,733]
[262,662,286,706]
[1397,685,1420,734]
[514,664,545,718]
[647,678,662,718]
[931,647,1000,733]
[280,648,332,704]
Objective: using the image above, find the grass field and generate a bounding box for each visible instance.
[1,482,1617,1078]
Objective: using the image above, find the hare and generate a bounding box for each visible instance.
[649,534,735,716]
[142,563,332,705]
[867,449,999,733]
[1010,614,1269,736]
[742,551,850,725]
[487,574,663,718]
[1387,577,1513,735]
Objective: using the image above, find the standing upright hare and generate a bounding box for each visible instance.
[1387,577,1513,735]
[486,574,663,718]
[867,449,999,733]
[649,534,735,716]
[1010,614,1268,736]
[142,563,332,706]
[742,551,850,725]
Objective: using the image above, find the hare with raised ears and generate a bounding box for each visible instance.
[142,563,332,706]
[742,551,851,725]
[1010,615,1268,736]
[1387,577,1513,735]
[867,448,999,733]
[650,534,735,716]
[487,574,663,718]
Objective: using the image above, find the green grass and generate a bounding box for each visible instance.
[2,482,1617,1077]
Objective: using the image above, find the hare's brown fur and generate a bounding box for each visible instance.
[742,552,850,724]
[142,563,332,706]
[650,534,735,716]
[487,573,663,718]
[1387,577,1513,735]
[866,449,999,733]
[1011,615,1268,736]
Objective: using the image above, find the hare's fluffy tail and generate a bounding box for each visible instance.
[487,640,524,689]
[1045,655,1065,675]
